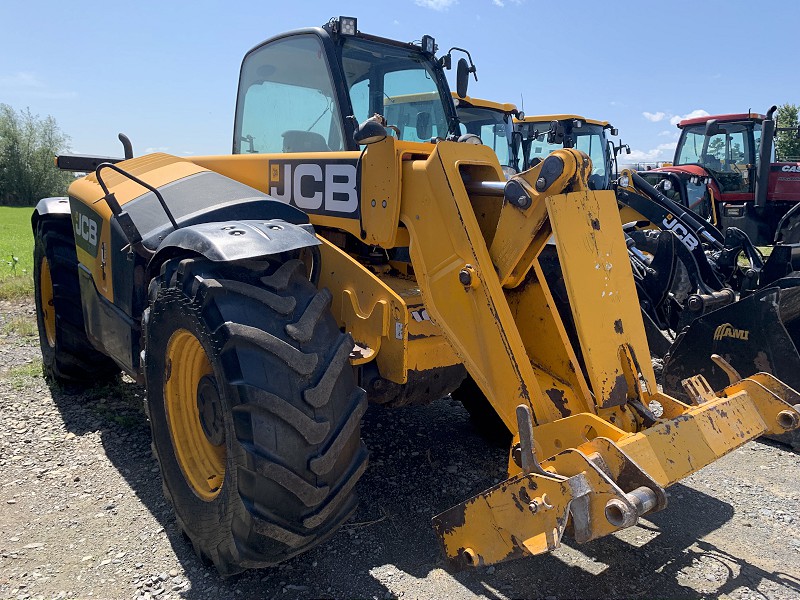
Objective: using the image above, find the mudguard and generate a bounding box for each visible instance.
[150,219,320,265]
[31,197,71,228]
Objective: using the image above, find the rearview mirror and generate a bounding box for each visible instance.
[456,58,469,98]
[416,111,432,140]
[705,120,722,136]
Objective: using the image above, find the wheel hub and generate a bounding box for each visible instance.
[197,375,225,446]
[164,329,226,501]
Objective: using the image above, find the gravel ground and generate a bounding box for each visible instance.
[2,299,800,600]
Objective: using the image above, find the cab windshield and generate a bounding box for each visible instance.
[340,37,453,142]
[675,122,759,192]
[522,121,610,189]
[456,106,514,169]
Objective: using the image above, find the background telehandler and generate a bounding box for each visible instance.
[32,17,800,575]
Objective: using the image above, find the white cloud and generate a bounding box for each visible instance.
[144,147,170,154]
[493,0,504,5]
[624,142,678,164]
[0,71,77,99]
[669,109,709,126]
[643,111,666,122]
[0,72,45,89]
[657,130,678,138]
[415,0,457,10]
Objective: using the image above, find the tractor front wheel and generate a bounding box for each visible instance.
[144,256,367,575]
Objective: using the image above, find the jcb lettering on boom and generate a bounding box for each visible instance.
[269,159,360,218]
[662,214,699,251]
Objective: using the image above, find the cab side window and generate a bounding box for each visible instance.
[235,35,344,154]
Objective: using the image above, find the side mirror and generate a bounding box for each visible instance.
[456,58,469,98]
[546,120,563,145]
[416,111,432,140]
[610,127,619,136]
[353,118,387,145]
[704,119,722,136]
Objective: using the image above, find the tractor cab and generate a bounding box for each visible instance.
[452,95,520,177]
[672,113,767,194]
[233,17,461,156]
[515,115,617,190]
[637,169,717,223]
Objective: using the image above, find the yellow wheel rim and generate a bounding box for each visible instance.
[164,329,226,501]
[40,256,56,348]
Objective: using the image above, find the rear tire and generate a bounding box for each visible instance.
[32,217,119,383]
[144,256,367,575]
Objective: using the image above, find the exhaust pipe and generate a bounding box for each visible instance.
[755,105,777,209]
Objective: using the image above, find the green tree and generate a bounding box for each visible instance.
[0,104,74,206]
[776,103,800,162]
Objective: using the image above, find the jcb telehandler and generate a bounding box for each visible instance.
[33,17,800,575]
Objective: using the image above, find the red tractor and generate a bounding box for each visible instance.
[649,106,800,245]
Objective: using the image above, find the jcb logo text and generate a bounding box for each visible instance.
[662,214,699,251]
[269,160,359,218]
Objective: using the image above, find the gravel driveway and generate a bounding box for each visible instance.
[2,299,800,600]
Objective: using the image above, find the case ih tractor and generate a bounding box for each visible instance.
[650,107,800,245]
[31,17,800,575]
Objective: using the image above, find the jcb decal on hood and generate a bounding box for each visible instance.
[70,199,102,258]
[268,159,360,219]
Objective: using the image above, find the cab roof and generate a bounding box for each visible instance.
[516,114,610,128]
[678,113,766,128]
[451,93,518,114]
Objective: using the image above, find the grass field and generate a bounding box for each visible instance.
[0,206,35,300]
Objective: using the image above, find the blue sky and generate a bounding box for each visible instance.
[2,0,798,165]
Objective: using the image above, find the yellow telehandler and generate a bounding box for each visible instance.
[32,17,800,575]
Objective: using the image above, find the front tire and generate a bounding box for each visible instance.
[452,375,511,447]
[144,256,367,575]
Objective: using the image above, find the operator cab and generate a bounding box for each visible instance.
[638,170,716,222]
[515,115,617,190]
[673,114,769,194]
[452,95,520,177]
[233,17,460,155]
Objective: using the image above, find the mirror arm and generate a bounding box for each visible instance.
[446,46,478,80]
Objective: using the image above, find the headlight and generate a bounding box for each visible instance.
[619,175,630,188]
[662,179,673,191]
[501,166,517,180]
[338,16,357,35]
